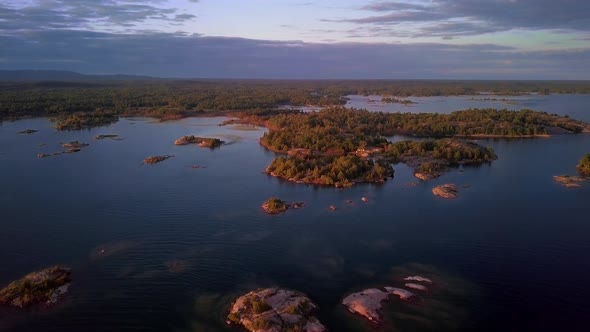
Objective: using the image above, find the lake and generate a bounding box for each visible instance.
[1,95,589,331]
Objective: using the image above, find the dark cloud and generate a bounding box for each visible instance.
[1,29,588,79]
[331,0,590,38]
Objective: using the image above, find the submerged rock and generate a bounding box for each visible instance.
[404,276,433,284]
[384,287,416,301]
[94,134,119,140]
[18,129,38,134]
[553,175,586,188]
[144,155,174,164]
[361,197,369,202]
[36,153,50,158]
[227,288,326,332]
[432,184,458,199]
[405,283,428,291]
[342,288,390,323]
[0,266,71,308]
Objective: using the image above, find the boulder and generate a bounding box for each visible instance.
[227,288,326,332]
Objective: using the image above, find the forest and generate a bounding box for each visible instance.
[2,79,590,123]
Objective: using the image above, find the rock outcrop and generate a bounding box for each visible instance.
[0,266,71,308]
[261,197,291,215]
[342,275,432,324]
[227,288,326,332]
[342,288,390,323]
[432,184,458,199]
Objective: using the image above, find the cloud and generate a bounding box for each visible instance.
[328,0,590,38]
[0,0,196,33]
[0,29,588,79]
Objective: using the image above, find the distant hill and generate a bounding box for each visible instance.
[0,70,157,81]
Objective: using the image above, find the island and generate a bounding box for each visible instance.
[577,154,590,176]
[227,288,326,332]
[255,108,511,187]
[381,97,415,105]
[174,135,224,148]
[261,197,290,215]
[0,266,71,308]
[144,155,174,164]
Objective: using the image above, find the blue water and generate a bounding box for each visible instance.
[1,95,589,331]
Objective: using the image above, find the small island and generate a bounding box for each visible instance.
[0,266,71,308]
[577,154,590,176]
[261,197,290,215]
[227,288,326,332]
[144,155,174,164]
[174,135,224,148]
[381,97,415,105]
[432,184,459,199]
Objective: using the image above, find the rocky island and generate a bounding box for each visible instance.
[0,266,71,308]
[261,197,291,215]
[432,184,459,199]
[553,175,586,188]
[227,288,326,332]
[342,274,432,324]
[174,135,224,148]
[144,155,174,164]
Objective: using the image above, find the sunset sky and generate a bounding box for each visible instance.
[1,0,589,79]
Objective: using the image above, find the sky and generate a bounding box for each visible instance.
[0,0,589,79]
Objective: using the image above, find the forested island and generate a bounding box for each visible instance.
[253,107,510,186]
[381,97,415,105]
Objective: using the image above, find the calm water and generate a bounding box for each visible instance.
[1,95,590,331]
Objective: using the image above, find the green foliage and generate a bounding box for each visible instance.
[249,297,272,314]
[250,317,272,330]
[577,154,590,176]
[227,312,240,323]
[266,155,393,186]
[262,197,289,214]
